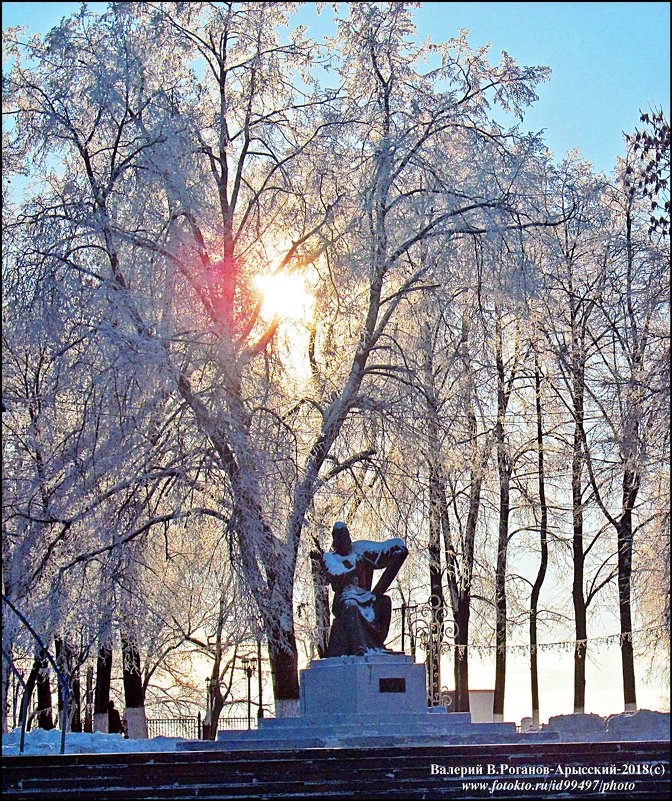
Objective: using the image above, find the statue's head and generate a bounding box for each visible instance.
[331,521,352,556]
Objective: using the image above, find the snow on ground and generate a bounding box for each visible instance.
[2,727,186,756]
[3,709,668,756]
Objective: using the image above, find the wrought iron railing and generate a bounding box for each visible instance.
[146,716,200,740]
[394,596,458,705]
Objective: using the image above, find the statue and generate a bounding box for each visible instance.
[323,522,408,657]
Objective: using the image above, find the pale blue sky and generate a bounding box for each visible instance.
[3,2,670,175]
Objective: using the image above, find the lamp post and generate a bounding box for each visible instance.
[241,656,257,730]
[395,602,418,657]
[256,640,264,720]
[205,677,213,720]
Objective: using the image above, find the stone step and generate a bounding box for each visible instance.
[203,731,523,752]
[3,740,669,800]
[261,710,474,727]
[199,710,519,752]
[192,719,519,752]
[3,778,669,801]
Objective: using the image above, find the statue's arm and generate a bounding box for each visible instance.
[323,551,356,593]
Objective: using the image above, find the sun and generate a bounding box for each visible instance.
[253,271,313,322]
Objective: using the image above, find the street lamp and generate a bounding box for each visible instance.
[256,639,264,720]
[240,656,257,730]
[394,602,419,657]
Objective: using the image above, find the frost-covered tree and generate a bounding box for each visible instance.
[533,156,616,715]
[3,0,558,717]
[581,158,669,711]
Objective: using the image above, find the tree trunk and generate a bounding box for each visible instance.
[202,679,225,741]
[572,418,588,714]
[449,445,488,714]
[493,445,509,723]
[570,315,588,715]
[93,644,112,733]
[616,198,640,713]
[617,469,639,711]
[35,649,54,730]
[83,666,93,733]
[529,357,548,728]
[19,659,39,733]
[201,595,237,739]
[310,550,330,658]
[55,638,81,732]
[20,656,40,730]
[453,600,470,714]
[493,313,513,723]
[267,628,300,718]
[2,590,20,734]
[1,647,10,734]
[70,667,82,732]
[422,320,445,706]
[572,419,587,714]
[428,471,445,706]
[122,635,147,739]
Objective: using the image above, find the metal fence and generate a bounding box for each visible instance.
[218,716,259,731]
[146,716,201,740]
[145,714,270,739]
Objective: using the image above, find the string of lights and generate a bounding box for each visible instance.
[442,625,667,655]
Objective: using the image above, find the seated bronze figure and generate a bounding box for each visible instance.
[323,522,408,657]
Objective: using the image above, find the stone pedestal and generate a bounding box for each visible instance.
[177,652,518,751]
[300,653,427,718]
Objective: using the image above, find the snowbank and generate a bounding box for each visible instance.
[4,708,668,756]
[606,709,671,740]
[542,709,670,741]
[2,727,187,756]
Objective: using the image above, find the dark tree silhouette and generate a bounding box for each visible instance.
[625,109,670,237]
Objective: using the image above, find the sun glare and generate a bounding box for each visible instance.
[254,272,313,322]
